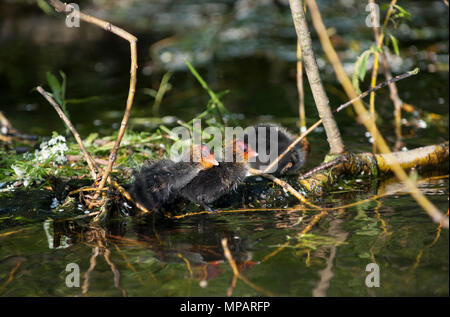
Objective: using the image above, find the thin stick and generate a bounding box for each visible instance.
[297,41,307,132]
[299,156,345,179]
[46,0,138,208]
[37,86,99,180]
[263,68,418,174]
[108,179,153,214]
[368,0,398,152]
[249,168,324,212]
[305,0,448,229]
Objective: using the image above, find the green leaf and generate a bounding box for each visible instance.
[66,96,100,104]
[389,33,400,56]
[393,4,411,21]
[46,72,61,99]
[352,49,373,93]
[59,71,67,104]
[36,0,54,15]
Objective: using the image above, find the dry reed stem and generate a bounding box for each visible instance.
[36,86,99,180]
[304,0,448,228]
[297,41,306,132]
[45,0,138,209]
[368,0,400,152]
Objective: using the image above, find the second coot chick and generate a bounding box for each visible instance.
[179,140,258,212]
[244,123,309,175]
[129,144,218,214]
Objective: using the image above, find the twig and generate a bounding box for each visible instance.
[289,0,345,155]
[368,0,401,152]
[36,86,99,180]
[304,0,449,229]
[45,0,138,209]
[0,111,39,141]
[299,156,345,179]
[263,68,419,174]
[108,179,153,214]
[249,168,324,212]
[297,41,306,132]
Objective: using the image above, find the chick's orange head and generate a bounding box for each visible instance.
[197,144,219,169]
[234,140,258,162]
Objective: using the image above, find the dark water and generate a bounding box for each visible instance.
[0,0,449,296]
[0,177,448,296]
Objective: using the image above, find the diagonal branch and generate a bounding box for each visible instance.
[45,0,138,208]
[289,0,345,155]
[37,86,99,180]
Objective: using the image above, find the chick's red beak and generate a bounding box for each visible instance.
[246,148,258,159]
[204,153,219,166]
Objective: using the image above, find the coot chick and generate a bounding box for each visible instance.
[179,140,258,212]
[129,144,218,214]
[244,123,309,175]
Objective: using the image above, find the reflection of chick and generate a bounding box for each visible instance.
[180,141,258,212]
[244,123,309,175]
[129,144,218,214]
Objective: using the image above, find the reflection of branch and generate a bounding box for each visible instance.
[177,253,194,279]
[0,261,21,295]
[261,210,328,263]
[104,248,127,297]
[82,246,100,295]
[407,208,449,280]
[221,238,275,297]
[312,218,348,297]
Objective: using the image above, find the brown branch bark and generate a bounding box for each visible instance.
[36,86,99,180]
[45,0,138,209]
[289,0,345,155]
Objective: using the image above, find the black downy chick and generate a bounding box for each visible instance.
[129,144,218,214]
[179,140,258,212]
[244,123,309,175]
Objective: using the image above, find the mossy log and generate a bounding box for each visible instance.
[299,142,449,196]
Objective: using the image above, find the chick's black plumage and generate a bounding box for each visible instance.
[244,123,309,175]
[179,162,247,212]
[179,141,257,212]
[130,160,201,212]
[128,145,218,214]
